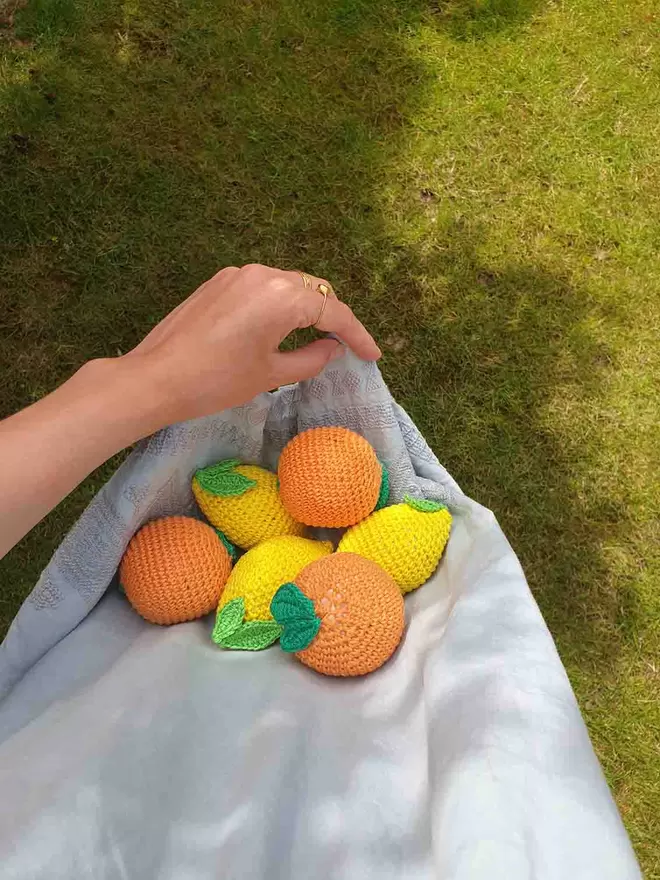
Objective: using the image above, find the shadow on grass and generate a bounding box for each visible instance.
[429,0,542,40]
[369,225,643,676]
[0,0,638,679]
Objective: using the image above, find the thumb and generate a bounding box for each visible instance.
[273,338,344,386]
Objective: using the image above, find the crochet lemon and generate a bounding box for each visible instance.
[212,535,332,650]
[337,496,452,593]
[192,459,304,549]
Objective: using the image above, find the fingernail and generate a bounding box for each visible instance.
[330,343,345,361]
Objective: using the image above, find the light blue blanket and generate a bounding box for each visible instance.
[0,351,640,879]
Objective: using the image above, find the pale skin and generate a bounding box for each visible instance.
[0,264,381,560]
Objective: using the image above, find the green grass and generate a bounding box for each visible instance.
[1,0,659,869]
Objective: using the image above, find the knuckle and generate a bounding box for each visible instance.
[240,263,264,277]
[293,285,310,311]
[213,266,238,282]
[275,287,306,327]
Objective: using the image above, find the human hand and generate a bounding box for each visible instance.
[0,264,381,557]
[120,264,381,428]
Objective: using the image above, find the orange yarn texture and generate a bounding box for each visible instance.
[120,516,232,625]
[277,426,381,528]
[295,553,404,677]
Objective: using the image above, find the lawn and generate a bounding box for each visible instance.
[1,0,659,871]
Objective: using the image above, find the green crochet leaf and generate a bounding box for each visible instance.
[212,597,282,650]
[279,620,321,653]
[270,582,321,653]
[404,495,448,513]
[220,621,283,651]
[375,461,390,510]
[214,528,237,561]
[195,460,257,497]
[270,581,316,624]
[212,597,245,643]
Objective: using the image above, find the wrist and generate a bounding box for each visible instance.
[75,356,166,446]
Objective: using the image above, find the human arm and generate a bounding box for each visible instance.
[0,264,380,559]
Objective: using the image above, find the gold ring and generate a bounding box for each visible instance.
[297,271,312,289]
[313,284,329,327]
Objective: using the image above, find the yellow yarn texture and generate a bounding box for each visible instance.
[193,463,304,549]
[218,535,332,622]
[337,497,453,593]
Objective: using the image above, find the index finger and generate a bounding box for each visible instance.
[315,296,381,361]
[277,269,381,361]
[294,278,381,361]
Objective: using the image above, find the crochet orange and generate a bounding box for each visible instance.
[120,516,232,625]
[271,553,404,677]
[277,427,382,528]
